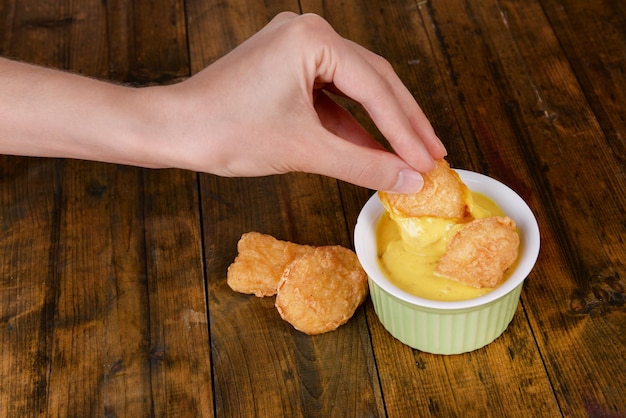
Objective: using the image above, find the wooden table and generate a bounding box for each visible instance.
[1,0,625,416]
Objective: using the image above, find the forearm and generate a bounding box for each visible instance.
[0,57,164,167]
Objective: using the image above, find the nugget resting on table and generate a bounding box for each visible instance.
[275,246,368,335]
[378,159,471,220]
[227,232,313,297]
[435,216,520,288]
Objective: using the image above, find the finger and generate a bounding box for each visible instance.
[317,40,446,171]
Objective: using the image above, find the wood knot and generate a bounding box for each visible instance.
[568,272,625,316]
[86,180,107,198]
[150,347,166,362]
[23,16,74,29]
[108,359,124,375]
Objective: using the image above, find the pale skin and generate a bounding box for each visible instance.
[0,12,446,193]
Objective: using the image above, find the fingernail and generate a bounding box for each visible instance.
[436,136,448,156]
[390,169,424,194]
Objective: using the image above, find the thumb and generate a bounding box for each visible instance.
[299,128,427,193]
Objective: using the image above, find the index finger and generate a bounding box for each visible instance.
[316,37,446,172]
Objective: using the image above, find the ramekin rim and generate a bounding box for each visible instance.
[354,169,541,311]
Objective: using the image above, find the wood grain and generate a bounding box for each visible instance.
[187,1,384,416]
[199,172,383,417]
[304,1,559,416]
[0,157,63,417]
[143,169,212,417]
[421,0,626,415]
[1,0,625,416]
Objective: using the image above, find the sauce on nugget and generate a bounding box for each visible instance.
[376,192,514,301]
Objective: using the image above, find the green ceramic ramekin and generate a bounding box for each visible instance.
[354,170,540,354]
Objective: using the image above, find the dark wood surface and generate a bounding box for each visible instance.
[1,0,625,416]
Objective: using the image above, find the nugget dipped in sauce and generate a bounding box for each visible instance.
[436,216,520,288]
[378,159,474,252]
[377,159,520,294]
[379,159,472,220]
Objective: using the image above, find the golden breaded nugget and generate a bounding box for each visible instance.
[435,216,520,288]
[379,159,471,219]
[227,232,313,297]
[275,246,368,335]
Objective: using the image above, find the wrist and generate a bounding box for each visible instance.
[130,79,227,174]
[86,83,192,170]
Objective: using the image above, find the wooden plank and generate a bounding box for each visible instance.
[187,2,383,416]
[111,0,189,84]
[142,169,212,417]
[1,1,112,416]
[422,0,626,414]
[1,0,208,415]
[43,165,209,416]
[0,157,62,417]
[302,0,562,416]
[0,0,108,76]
[493,0,626,414]
[185,0,299,73]
[104,0,213,415]
[0,0,71,66]
[539,0,626,164]
[46,161,150,417]
[0,1,15,55]
[536,0,626,281]
[96,166,153,416]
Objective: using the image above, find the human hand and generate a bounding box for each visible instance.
[148,12,447,192]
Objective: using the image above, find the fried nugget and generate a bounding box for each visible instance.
[435,216,520,288]
[227,232,313,297]
[275,246,368,335]
[378,159,471,219]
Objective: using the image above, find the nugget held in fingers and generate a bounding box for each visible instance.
[436,216,520,288]
[227,232,313,297]
[275,246,368,335]
[379,159,471,219]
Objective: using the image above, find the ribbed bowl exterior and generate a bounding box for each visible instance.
[355,170,540,355]
[368,278,524,354]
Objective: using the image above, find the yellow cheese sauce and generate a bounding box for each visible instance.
[376,192,510,301]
